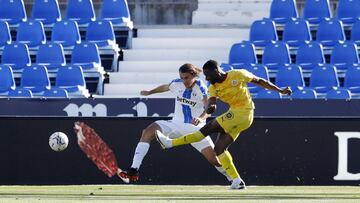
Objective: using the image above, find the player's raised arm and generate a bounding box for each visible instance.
[140,84,170,96]
[251,77,292,96]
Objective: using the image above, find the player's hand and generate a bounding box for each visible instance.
[192,117,204,126]
[206,104,216,114]
[280,87,292,96]
[140,90,151,96]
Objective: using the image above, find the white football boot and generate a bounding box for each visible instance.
[155,130,172,149]
[230,177,246,190]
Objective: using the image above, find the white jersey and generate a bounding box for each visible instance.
[168,78,208,124]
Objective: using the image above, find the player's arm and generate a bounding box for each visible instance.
[205,96,217,114]
[140,84,170,96]
[251,77,292,95]
[192,96,211,126]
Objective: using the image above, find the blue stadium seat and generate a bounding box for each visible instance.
[336,0,360,24]
[269,0,298,24]
[275,64,305,89]
[0,0,27,25]
[36,43,66,70]
[43,88,69,98]
[86,20,116,47]
[55,65,89,97]
[51,20,81,47]
[16,20,46,48]
[228,42,257,66]
[66,0,95,25]
[249,19,278,47]
[262,41,291,70]
[351,19,360,46]
[0,21,11,47]
[255,89,282,99]
[291,88,317,99]
[241,64,269,93]
[316,19,345,47]
[330,41,359,70]
[21,65,50,93]
[309,64,339,93]
[71,42,101,70]
[296,41,325,70]
[303,0,331,24]
[1,43,31,70]
[220,63,233,72]
[344,64,360,93]
[7,88,33,98]
[0,65,15,94]
[100,0,131,25]
[282,18,312,47]
[31,0,61,25]
[326,88,351,99]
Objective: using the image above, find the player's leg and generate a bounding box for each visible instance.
[120,122,161,181]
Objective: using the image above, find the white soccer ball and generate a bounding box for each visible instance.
[49,132,69,151]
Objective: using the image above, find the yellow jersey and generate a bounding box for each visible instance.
[208,69,255,109]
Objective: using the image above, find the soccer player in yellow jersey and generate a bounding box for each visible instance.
[156,60,292,189]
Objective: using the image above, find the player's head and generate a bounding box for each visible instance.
[179,63,201,88]
[203,60,222,84]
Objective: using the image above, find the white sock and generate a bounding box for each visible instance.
[130,142,150,170]
[215,166,232,181]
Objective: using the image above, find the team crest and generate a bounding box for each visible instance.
[231,80,238,86]
[225,112,234,120]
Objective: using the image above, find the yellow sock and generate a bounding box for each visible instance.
[218,151,240,180]
[172,131,205,147]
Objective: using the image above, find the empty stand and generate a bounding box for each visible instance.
[0,0,27,25]
[282,18,312,47]
[309,64,339,93]
[31,0,61,26]
[303,0,332,24]
[228,42,257,66]
[344,64,360,94]
[269,0,298,24]
[249,19,278,47]
[1,43,31,71]
[36,43,66,71]
[86,20,116,47]
[66,0,95,25]
[262,41,291,70]
[336,0,360,24]
[0,65,15,95]
[0,21,11,48]
[330,41,359,70]
[16,20,46,48]
[326,88,351,99]
[55,65,90,97]
[351,19,360,46]
[316,19,345,47]
[20,65,50,94]
[7,88,32,97]
[291,88,317,99]
[275,64,305,89]
[296,41,325,70]
[255,89,282,99]
[100,0,131,25]
[51,20,81,48]
[43,88,69,98]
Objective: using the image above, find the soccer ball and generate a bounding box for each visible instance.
[49,132,69,151]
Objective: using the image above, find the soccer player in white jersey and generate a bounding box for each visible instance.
[119,63,230,182]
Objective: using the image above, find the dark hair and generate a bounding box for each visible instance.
[203,60,219,70]
[179,63,202,77]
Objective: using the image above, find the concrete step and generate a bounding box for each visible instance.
[109,72,178,84]
[104,84,173,98]
[137,28,249,38]
[123,49,229,61]
[118,60,209,72]
[132,37,243,49]
[192,10,268,25]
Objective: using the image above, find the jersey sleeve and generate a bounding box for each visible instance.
[196,80,208,97]
[238,69,256,83]
[169,79,181,93]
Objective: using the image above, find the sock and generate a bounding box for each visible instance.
[172,131,205,147]
[218,150,240,180]
[215,166,232,181]
[130,142,150,169]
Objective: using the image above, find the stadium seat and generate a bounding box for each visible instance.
[316,19,345,47]
[21,65,50,94]
[275,64,305,89]
[249,19,278,47]
[255,89,282,99]
[240,64,269,93]
[71,42,102,70]
[344,64,360,93]
[0,0,27,25]
[51,20,81,47]
[36,43,66,71]
[16,20,46,48]
[282,18,312,47]
[66,0,95,25]
[351,19,360,46]
[309,64,339,93]
[0,21,11,47]
[336,0,360,24]
[86,20,116,47]
[291,88,317,99]
[228,42,257,66]
[43,88,69,98]
[262,41,291,70]
[220,63,233,72]
[55,65,90,97]
[31,0,61,26]
[7,88,33,98]
[1,43,31,70]
[0,65,15,95]
[330,42,359,70]
[303,0,332,24]
[269,0,298,24]
[100,0,131,25]
[326,88,351,99]
[296,41,325,70]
